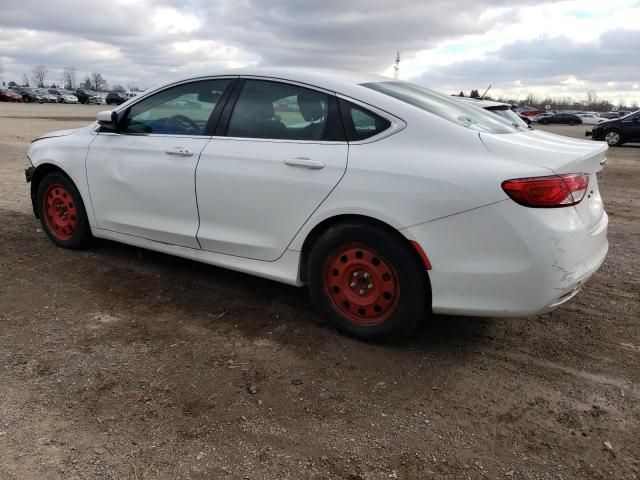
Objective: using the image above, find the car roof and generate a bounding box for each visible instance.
[146,67,395,100]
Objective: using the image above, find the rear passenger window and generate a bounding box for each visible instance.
[339,100,391,141]
[227,80,330,141]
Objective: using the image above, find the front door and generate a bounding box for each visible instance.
[86,79,232,248]
[196,79,348,261]
[621,112,640,141]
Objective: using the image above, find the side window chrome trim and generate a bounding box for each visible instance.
[111,75,239,114]
[210,136,346,145]
[335,94,406,144]
[237,75,336,96]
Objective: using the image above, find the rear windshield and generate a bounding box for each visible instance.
[488,107,530,128]
[362,81,518,134]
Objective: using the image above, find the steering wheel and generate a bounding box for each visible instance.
[165,114,199,134]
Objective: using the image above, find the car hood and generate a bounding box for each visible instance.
[32,128,78,142]
[480,130,608,175]
[593,118,617,127]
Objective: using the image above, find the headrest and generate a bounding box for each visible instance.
[298,94,325,122]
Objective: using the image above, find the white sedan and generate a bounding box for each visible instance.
[25,68,608,341]
[577,113,607,125]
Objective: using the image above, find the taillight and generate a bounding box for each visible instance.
[501,174,589,208]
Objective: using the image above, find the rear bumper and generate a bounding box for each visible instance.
[403,200,608,317]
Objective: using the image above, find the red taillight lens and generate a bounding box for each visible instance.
[501,174,589,208]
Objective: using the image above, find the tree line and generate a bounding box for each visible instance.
[1,64,138,93]
[457,89,639,112]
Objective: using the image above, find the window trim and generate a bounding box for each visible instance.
[215,77,346,144]
[98,74,405,143]
[335,93,406,144]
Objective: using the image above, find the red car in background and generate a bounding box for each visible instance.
[0,87,22,102]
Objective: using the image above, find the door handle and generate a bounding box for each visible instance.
[283,157,325,169]
[165,147,194,157]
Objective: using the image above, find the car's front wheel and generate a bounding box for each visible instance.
[604,130,623,146]
[307,222,429,341]
[36,172,92,249]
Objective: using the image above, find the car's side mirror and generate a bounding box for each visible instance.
[96,110,122,132]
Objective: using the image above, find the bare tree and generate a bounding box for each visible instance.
[32,64,48,87]
[81,76,92,90]
[22,73,30,87]
[61,66,77,90]
[111,84,126,93]
[89,72,107,92]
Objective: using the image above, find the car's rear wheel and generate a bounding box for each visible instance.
[568,120,576,126]
[37,172,92,249]
[540,120,549,125]
[307,222,429,341]
[604,130,623,146]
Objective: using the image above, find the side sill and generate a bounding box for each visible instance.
[91,228,304,287]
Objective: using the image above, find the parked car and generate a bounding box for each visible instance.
[105,92,129,105]
[598,112,621,120]
[25,68,609,341]
[538,113,583,125]
[52,90,79,103]
[75,89,102,104]
[531,112,554,122]
[34,89,57,103]
[10,87,43,103]
[455,97,531,128]
[577,113,606,125]
[0,87,22,102]
[588,110,640,146]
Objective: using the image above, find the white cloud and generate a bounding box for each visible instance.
[0,0,638,105]
[152,7,201,34]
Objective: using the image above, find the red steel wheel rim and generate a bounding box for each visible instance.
[42,184,78,241]
[323,243,400,326]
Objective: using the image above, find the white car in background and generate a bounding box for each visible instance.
[24,68,609,341]
[577,113,607,125]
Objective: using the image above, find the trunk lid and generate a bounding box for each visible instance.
[480,130,607,175]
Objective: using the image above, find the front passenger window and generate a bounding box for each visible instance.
[121,79,231,136]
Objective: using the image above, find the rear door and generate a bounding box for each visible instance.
[86,78,233,248]
[196,79,348,261]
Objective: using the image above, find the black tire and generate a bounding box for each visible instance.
[568,121,576,126]
[307,222,429,341]
[540,120,549,125]
[36,172,92,249]
[603,129,624,147]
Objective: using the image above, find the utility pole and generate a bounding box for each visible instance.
[393,51,401,79]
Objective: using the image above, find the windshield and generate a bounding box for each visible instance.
[489,107,529,128]
[620,110,640,120]
[362,81,518,134]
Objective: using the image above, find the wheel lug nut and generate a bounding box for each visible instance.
[363,272,370,279]
[352,272,359,278]
[368,283,374,289]
[359,289,365,295]
[350,282,357,288]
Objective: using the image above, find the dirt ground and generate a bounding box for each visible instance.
[0,103,638,480]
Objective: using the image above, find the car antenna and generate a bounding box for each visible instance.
[480,84,492,100]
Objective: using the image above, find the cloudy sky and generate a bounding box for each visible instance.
[1,0,639,104]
